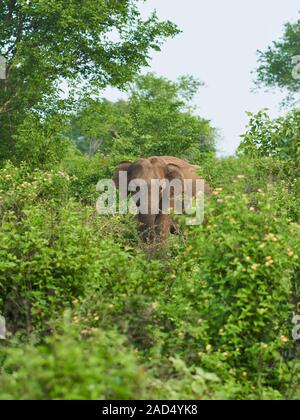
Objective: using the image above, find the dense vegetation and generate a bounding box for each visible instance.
[0,0,178,158]
[0,1,299,400]
[69,73,216,158]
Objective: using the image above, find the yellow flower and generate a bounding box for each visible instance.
[280,335,288,343]
[260,343,268,349]
[265,261,274,267]
[81,329,91,335]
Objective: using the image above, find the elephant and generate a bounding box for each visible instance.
[112,156,211,242]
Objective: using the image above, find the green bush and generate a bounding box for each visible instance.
[0,320,238,400]
[162,182,299,396]
[60,151,120,204]
[10,114,71,169]
[239,109,300,168]
[0,324,146,400]
[0,162,139,335]
[0,155,299,400]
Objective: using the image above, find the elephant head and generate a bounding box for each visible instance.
[112,156,208,241]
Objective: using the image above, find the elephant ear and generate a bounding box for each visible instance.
[112,161,132,189]
[165,163,184,184]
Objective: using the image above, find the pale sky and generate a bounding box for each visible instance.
[106,0,300,156]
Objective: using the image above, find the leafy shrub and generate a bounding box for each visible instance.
[0,156,299,400]
[0,320,237,400]
[199,155,300,222]
[0,162,139,335]
[165,183,299,395]
[60,151,120,204]
[0,324,146,400]
[10,114,71,169]
[239,109,300,168]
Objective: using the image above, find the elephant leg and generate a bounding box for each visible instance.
[139,226,156,243]
[162,196,180,235]
[155,213,171,241]
[137,215,156,243]
[170,218,180,235]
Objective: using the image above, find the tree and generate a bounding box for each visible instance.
[70,73,217,160]
[0,0,179,158]
[256,14,300,104]
[69,99,130,156]
[239,109,300,168]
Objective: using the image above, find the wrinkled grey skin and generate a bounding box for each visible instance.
[112,156,211,242]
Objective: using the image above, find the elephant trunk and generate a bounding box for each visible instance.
[137,214,157,242]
